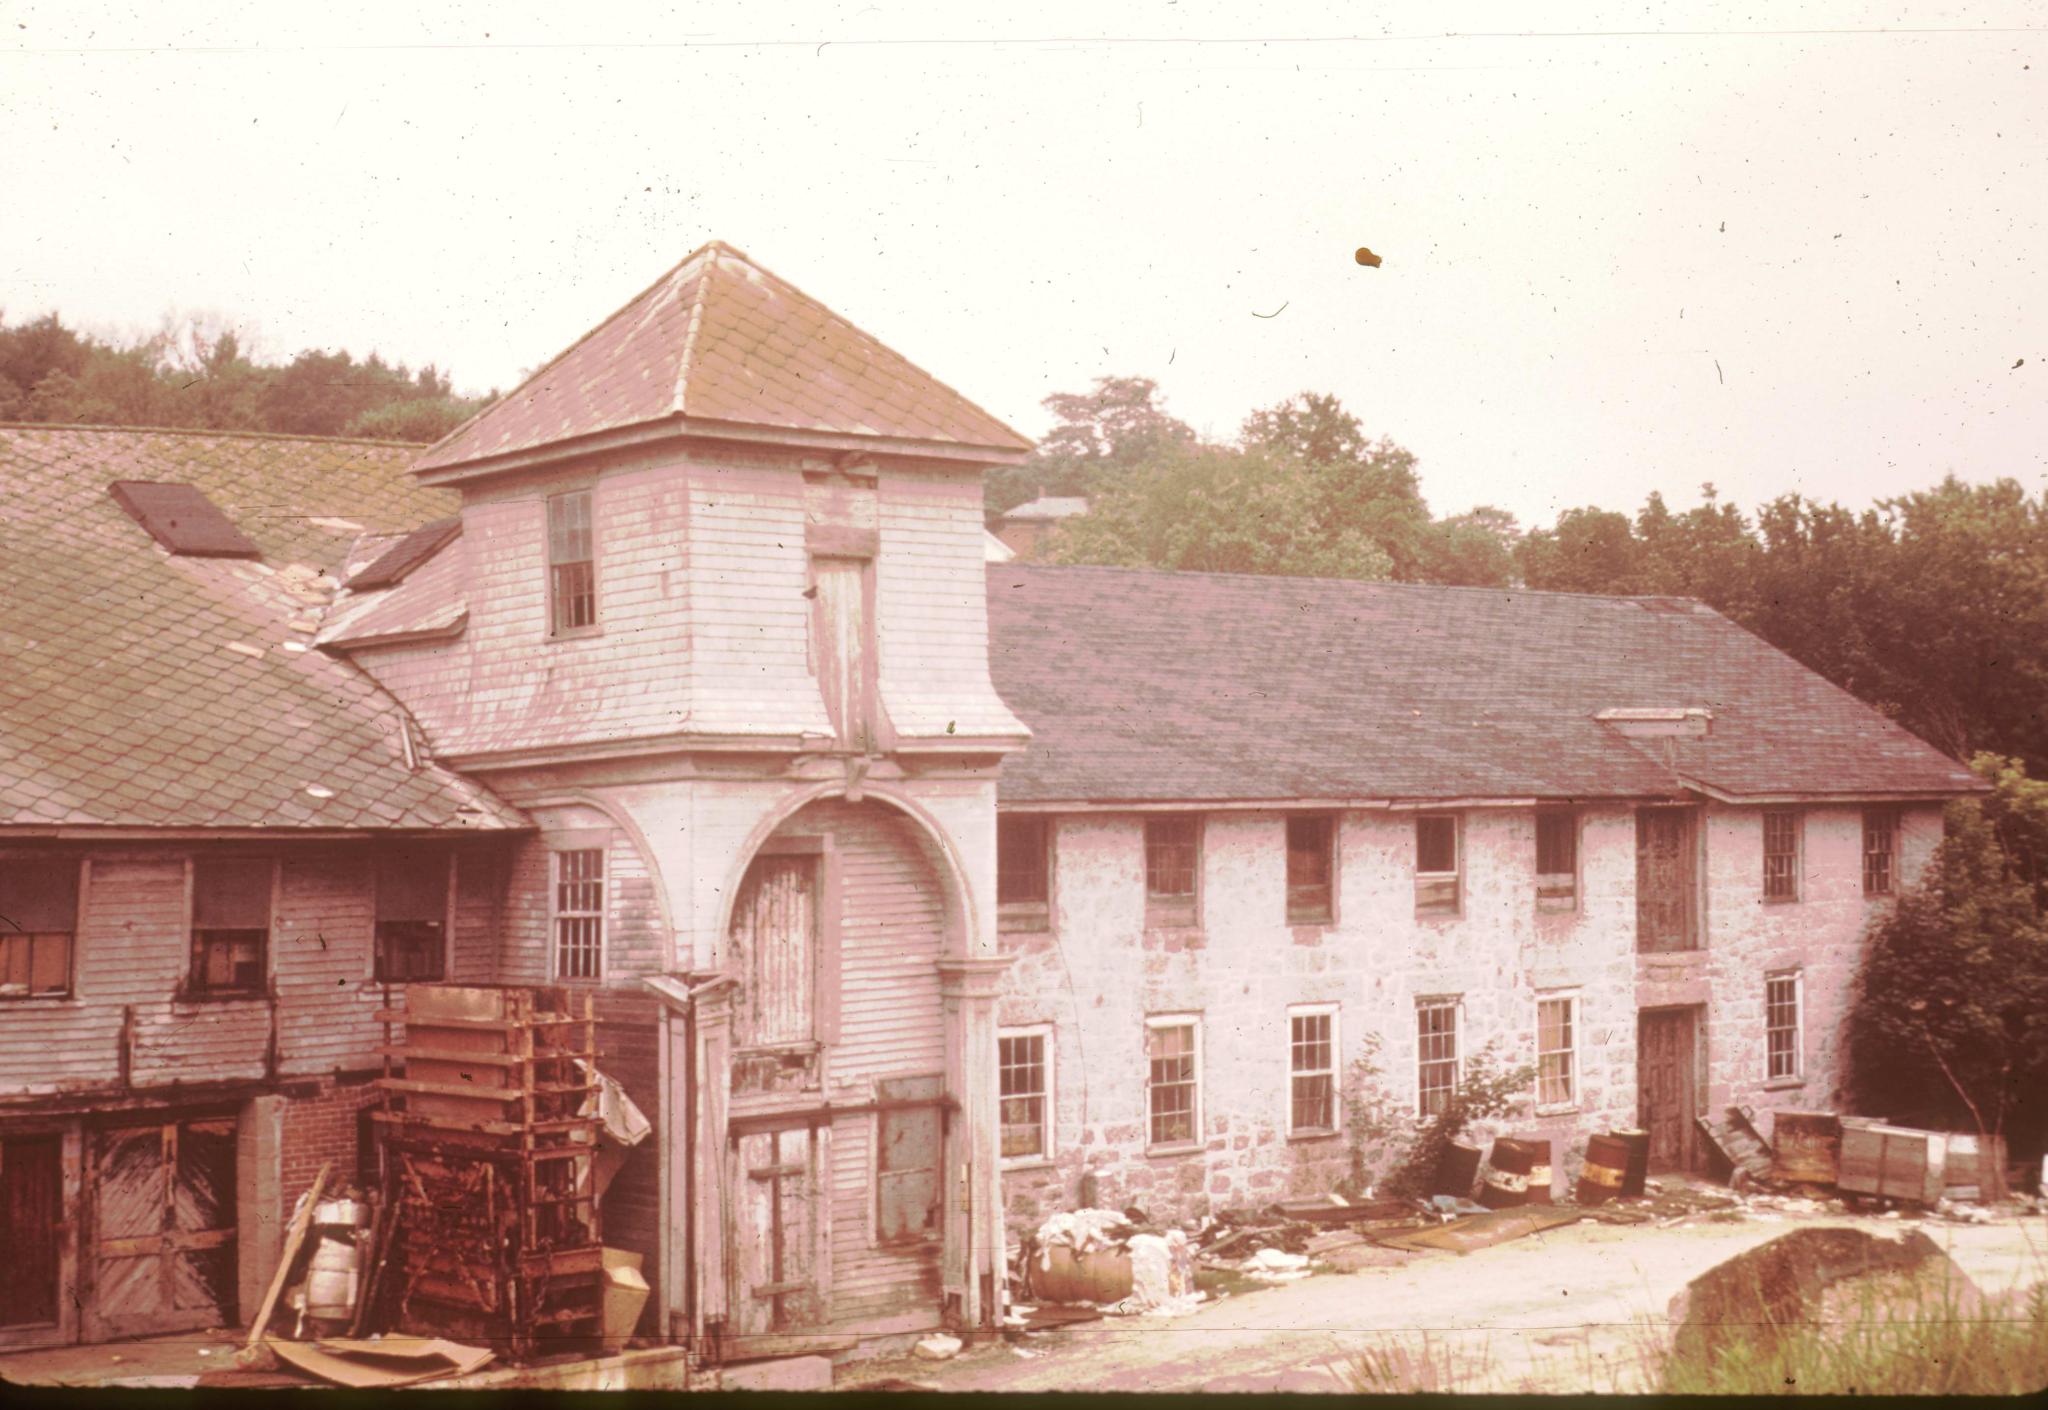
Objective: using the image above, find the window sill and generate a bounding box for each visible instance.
[1414,908,1462,922]
[1535,1102,1580,1118]
[1144,1141,1203,1160]
[1535,898,1579,916]
[1763,1075,1806,1091]
[997,907,1052,935]
[1287,1127,1341,1145]
[1001,1155,1057,1173]
[0,992,79,1005]
[1761,896,1801,906]
[173,987,269,1005]
[547,626,603,644]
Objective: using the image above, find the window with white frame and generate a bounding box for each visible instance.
[1762,809,1801,902]
[1416,998,1459,1117]
[998,1027,1053,1162]
[1288,1005,1339,1136]
[1145,1016,1201,1148]
[1766,971,1803,1081]
[552,848,605,981]
[1536,995,1578,1107]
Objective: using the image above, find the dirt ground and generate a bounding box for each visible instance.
[841,1207,2048,1395]
[6,1204,2041,1393]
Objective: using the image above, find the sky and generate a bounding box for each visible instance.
[2,1,2042,530]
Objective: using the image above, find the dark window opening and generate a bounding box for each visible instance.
[1862,808,1899,896]
[547,490,597,634]
[1415,814,1460,914]
[1763,810,1800,902]
[1536,809,1578,907]
[1286,815,1335,924]
[375,851,448,983]
[997,815,1052,931]
[0,860,78,999]
[191,857,271,992]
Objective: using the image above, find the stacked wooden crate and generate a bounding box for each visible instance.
[370,985,605,1360]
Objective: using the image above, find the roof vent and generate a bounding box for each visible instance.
[349,516,462,591]
[108,481,260,559]
[1597,707,1713,739]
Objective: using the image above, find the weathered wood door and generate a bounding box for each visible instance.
[1,1135,63,1329]
[729,1127,822,1335]
[1637,1009,1699,1171]
[1635,808,1699,952]
[85,1118,238,1341]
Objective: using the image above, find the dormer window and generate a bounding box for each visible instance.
[547,490,597,635]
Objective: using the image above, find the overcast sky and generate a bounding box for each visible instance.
[3,2,2042,528]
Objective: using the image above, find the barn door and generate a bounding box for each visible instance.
[1637,1009,1699,1172]
[1,1135,63,1329]
[86,1118,238,1341]
[729,1127,821,1335]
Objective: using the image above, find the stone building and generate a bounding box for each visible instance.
[983,564,1974,1226]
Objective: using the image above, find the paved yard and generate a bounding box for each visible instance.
[842,1209,2048,1394]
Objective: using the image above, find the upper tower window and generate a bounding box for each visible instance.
[547,489,597,635]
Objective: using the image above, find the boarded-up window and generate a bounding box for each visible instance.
[547,489,597,634]
[1537,996,1577,1107]
[1288,1007,1337,1135]
[1536,809,1578,908]
[730,854,819,1049]
[1286,816,1335,924]
[1417,999,1459,1117]
[1763,810,1800,902]
[1766,971,1802,1081]
[191,858,270,992]
[1862,808,1898,896]
[0,860,78,998]
[1635,807,1699,952]
[552,849,605,981]
[999,1029,1051,1161]
[876,1074,943,1244]
[1145,1017,1200,1148]
[1415,814,1459,915]
[997,815,1051,931]
[375,851,447,982]
[809,556,875,752]
[1144,816,1200,928]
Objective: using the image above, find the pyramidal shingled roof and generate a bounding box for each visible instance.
[418,241,1032,472]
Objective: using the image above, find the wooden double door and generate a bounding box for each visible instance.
[1637,1008,1701,1172]
[84,1115,239,1342]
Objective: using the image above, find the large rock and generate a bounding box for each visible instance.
[1667,1227,1979,1365]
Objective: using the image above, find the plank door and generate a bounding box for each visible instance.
[1635,808,1699,952]
[1637,1009,1699,1171]
[0,1135,64,1329]
[729,1127,821,1335]
[86,1118,238,1341]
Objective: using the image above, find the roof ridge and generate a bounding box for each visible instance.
[691,243,1031,450]
[672,244,717,416]
[988,560,1720,611]
[418,239,723,466]
[0,421,428,449]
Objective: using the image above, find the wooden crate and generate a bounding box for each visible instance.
[1838,1124,1947,1203]
[1770,1110,1843,1185]
[1943,1133,2008,1200]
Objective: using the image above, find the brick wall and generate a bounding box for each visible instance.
[280,1074,382,1199]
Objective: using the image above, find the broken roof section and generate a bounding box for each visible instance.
[988,564,1983,806]
[0,424,524,832]
[416,240,1034,478]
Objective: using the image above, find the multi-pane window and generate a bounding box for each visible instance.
[997,815,1052,931]
[1144,816,1200,927]
[0,861,79,999]
[1636,807,1700,952]
[374,851,448,982]
[552,848,605,981]
[1535,809,1578,908]
[1766,972,1803,1081]
[1286,816,1335,924]
[1536,996,1578,1107]
[1145,1017,1201,1148]
[191,857,271,992]
[1762,809,1800,902]
[1288,1006,1338,1135]
[998,1028,1052,1161]
[1417,999,1459,1117]
[1862,808,1899,897]
[1415,814,1460,914]
[547,489,597,635]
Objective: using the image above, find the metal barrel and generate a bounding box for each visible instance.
[1614,1128,1651,1197]
[1577,1133,1631,1205]
[1432,1140,1484,1199]
[1479,1137,1539,1209]
[1519,1136,1555,1204]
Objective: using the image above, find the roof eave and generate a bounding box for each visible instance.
[413,415,1030,486]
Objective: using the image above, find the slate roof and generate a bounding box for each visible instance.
[417,241,1033,473]
[988,564,1982,805]
[0,425,525,832]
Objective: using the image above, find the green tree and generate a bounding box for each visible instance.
[1847,755,2048,1164]
[987,374,1196,518]
[1419,506,1522,588]
[1516,506,1644,594]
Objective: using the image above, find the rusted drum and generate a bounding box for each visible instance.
[1030,1245,1133,1304]
[1615,1128,1651,1198]
[1577,1133,1630,1205]
[1432,1141,1484,1199]
[1520,1136,1555,1205]
[1479,1137,1540,1209]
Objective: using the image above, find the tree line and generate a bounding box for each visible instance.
[0,310,489,443]
[999,375,2048,782]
